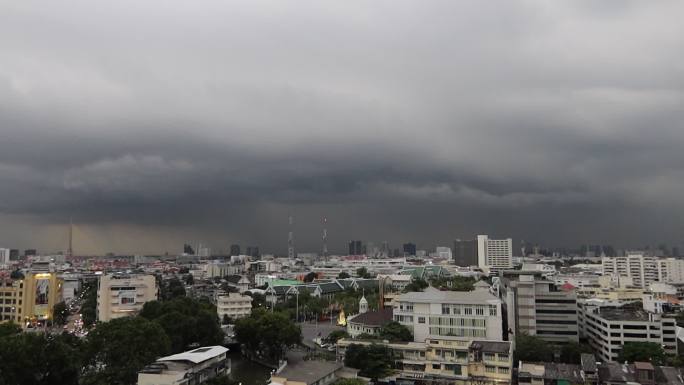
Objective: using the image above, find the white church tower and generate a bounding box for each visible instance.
[359,292,368,314]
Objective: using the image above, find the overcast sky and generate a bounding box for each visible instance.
[1,1,683,255]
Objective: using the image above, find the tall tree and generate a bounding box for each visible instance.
[356,267,372,279]
[560,341,593,364]
[0,322,22,338]
[514,334,554,364]
[344,343,393,380]
[140,297,223,353]
[80,279,98,327]
[618,342,667,365]
[403,278,428,293]
[0,332,83,385]
[303,272,317,283]
[82,317,171,385]
[325,330,349,344]
[53,301,69,326]
[234,309,301,363]
[379,321,413,342]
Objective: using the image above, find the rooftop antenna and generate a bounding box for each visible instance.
[322,217,328,262]
[288,215,295,259]
[67,216,73,258]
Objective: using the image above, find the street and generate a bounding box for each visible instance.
[298,321,345,348]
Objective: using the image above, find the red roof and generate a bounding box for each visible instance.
[561,282,576,291]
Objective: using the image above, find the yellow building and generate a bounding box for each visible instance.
[0,272,63,327]
[0,279,23,324]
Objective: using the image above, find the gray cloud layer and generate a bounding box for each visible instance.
[1,1,683,254]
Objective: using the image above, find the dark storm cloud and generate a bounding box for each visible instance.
[0,0,683,254]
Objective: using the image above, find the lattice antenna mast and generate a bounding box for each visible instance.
[322,217,328,261]
[288,215,295,259]
[67,216,73,258]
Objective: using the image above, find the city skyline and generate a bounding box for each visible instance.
[2,1,684,254]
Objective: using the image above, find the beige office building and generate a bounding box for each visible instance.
[97,274,157,322]
[216,292,252,320]
[503,276,579,343]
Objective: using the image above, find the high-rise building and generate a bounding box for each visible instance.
[602,252,684,287]
[9,249,19,260]
[0,248,10,265]
[97,274,157,322]
[453,239,478,266]
[183,244,195,255]
[24,249,37,257]
[246,246,260,258]
[477,235,513,273]
[348,240,363,256]
[502,276,579,343]
[229,244,241,256]
[402,243,417,257]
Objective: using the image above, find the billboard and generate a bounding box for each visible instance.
[35,279,49,305]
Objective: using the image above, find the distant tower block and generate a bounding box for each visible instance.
[288,215,295,259]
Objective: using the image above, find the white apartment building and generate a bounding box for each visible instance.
[138,346,230,385]
[433,246,453,260]
[0,248,10,266]
[477,235,513,273]
[578,302,677,362]
[205,261,244,278]
[97,274,157,322]
[393,286,503,343]
[602,252,684,288]
[216,293,252,320]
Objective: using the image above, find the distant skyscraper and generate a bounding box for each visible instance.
[230,244,241,256]
[477,235,513,273]
[246,246,260,258]
[453,239,478,266]
[403,243,417,257]
[381,241,390,257]
[435,246,452,259]
[183,244,195,255]
[0,249,9,265]
[9,249,19,260]
[24,249,37,258]
[348,240,363,255]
